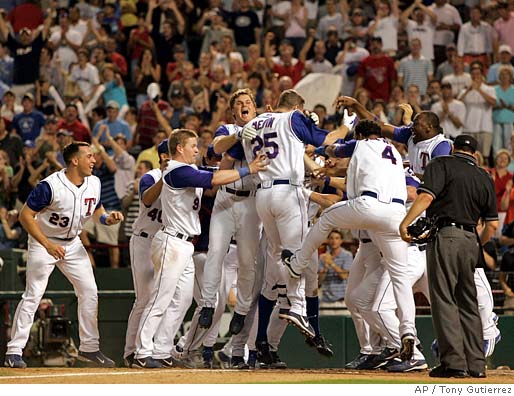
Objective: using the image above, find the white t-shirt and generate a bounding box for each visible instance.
[69,63,100,97]
[405,19,435,60]
[337,47,370,95]
[431,99,466,138]
[369,15,398,52]
[460,83,496,133]
[49,28,83,72]
[430,3,462,46]
[442,73,472,97]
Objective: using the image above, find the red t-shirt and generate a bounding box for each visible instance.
[491,168,513,211]
[357,54,397,102]
[136,100,171,150]
[57,120,91,143]
[273,61,305,86]
[130,28,151,61]
[111,52,128,76]
[8,4,44,33]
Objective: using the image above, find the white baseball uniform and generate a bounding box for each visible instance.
[124,168,193,360]
[242,110,329,316]
[7,169,102,355]
[289,138,417,338]
[201,124,262,317]
[134,160,205,359]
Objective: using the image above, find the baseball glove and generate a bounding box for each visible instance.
[407,217,438,244]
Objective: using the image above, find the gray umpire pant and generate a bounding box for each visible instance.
[427,226,485,373]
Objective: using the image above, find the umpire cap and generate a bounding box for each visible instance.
[454,135,478,153]
[158,139,169,155]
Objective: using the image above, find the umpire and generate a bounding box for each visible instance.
[399,135,498,379]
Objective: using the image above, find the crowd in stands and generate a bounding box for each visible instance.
[0,0,514,310]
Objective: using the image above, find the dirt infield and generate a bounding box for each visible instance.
[1,368,514,384]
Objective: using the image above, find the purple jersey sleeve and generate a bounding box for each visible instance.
[333,139,357,158]
[431,140,452,158]
[406,175,420,188]
[139,173,156,199]
[164,165,214,189]
[227,141,245,160]
[392,124,413,145]
[26,181,52,212]
[290,111,328,147]
[214,124,230,138]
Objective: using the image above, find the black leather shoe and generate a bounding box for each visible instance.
[229,312,246,335]
[470,370,487,378]
[429,365,469,378]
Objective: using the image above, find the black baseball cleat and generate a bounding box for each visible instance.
[78,350,116,368]
[124,353,135,368]
[4,354,27,369]
[156,356,173,368]
[345,353,370,369]
[355,347,399,370]
[132,356,164,369]
[306,334,334,357]
[229,312,246,336]
[256,340,273,365]
[279,310,315,339]
[198,307,215,328]
[400,333,416,361]
[231,356,249,369]
[281,249,301,279]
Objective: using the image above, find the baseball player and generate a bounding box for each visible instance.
[133,129,267,368]
[4,142,123,369]
[240,89,346,360]
[198,89,262,338]
[123,139,172,368]
[282,120,418,361]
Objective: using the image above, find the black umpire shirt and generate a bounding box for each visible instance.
[417,152,498,227]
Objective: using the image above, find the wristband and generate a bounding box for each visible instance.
[100,213,109,225]
[238,167,250,178]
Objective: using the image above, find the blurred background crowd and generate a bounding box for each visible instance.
[0,0,514,312]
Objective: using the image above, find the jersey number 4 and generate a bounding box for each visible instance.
[252,132,279,159]
[382,146,397,165]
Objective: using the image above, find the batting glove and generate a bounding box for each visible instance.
[343,109,357,131]
[308,111,320,126]
[237,125,258,141]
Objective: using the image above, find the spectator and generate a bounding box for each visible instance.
[442,56,472,97]
[101,65,129,119]
[135,129,168,169]
[318,229,353,310]
[458,62,496,163]
[324,26,344,65]
[355,36,397,102]
[82,137,122,268]
[387,85,406,123]
[405,83,423,115]
[500,244,514,315]
[200,8,234,55]
[492,149,513,235]
[342,8,368,49]
[153,18,185,93]
[229,0,261,58]
[39,46,64,94]
[69,49,102,115]
[93,101,132,146]
[336,36,369,96]
[35,77,57,116]
[11,139,42,206]
[48,10,83,73]
[0,11,52,100]
[305,37,334,74]
[169,88,194,130]
[0,207,21,249]
[134,48,161,109]
[165,44,187,83]
[133,85,171,150]
[57,103,91,143]
[211,34,244,77]
[435,43,458,81]
[457,6,496,71]
[127,12,155,83]
[264,32,309,86]
[487,45,514,85]
[354,87,372,111]
[494,1,514,57]
[398,38,433,96]
[0,90,21,122]
[0,116,21,167]
[0,41,13,86]
[493,66,514,155]
[317,0,345,41]
[421,79,442,110]
[400,0,437,61]
[367,0,400,56]
[431,82,466,139]
[11,93,45,142]
[105,38,128,78]
[430,0,462,66]
[124,106,138,138]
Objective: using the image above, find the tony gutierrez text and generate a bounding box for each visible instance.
[414,385,513,395]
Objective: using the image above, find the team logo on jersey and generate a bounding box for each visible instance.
[84,198,97,216]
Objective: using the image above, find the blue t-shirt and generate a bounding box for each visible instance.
[92,119,132,143]
[12,110,46,141]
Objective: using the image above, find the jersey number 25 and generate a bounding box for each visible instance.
[252,132,279,159]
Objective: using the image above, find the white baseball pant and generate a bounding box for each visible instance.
[7,237,100,355]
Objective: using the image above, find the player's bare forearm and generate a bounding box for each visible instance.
[309,191,341,209]
[92,207,124,225]
[142,178,163,206]
[322,125,348,146]
[304,153,320,173]
[213,135,238,155]
[480,220,498,245]
[219,153,235,170]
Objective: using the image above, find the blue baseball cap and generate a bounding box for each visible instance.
[158,139,169,155]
